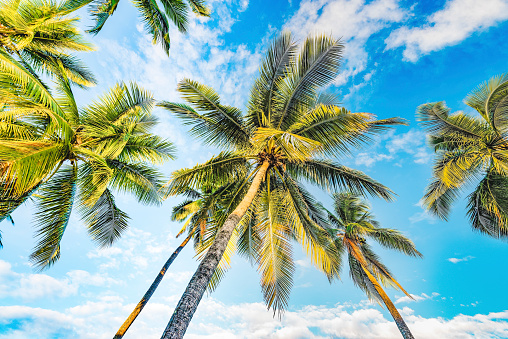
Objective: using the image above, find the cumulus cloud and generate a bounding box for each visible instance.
[0,260,117,301]
[448,256,475,264]
[285,0,408,88]
[0,298,507,339]
[395,292,440,304]
[385,0,508,61]
[353,129,432,168]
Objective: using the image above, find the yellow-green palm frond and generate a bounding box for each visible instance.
[0,140,69,195]
[255,187,294,317]
[160,79,250,149]
[162,152,250,196]
[433,147,488,188]
[465,73,508,133]
[467,173,508,240]
[251,127,322,162]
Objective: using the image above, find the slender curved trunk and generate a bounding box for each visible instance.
[113,231,194,339]
[361,266,415,339]
[161,161,270,339]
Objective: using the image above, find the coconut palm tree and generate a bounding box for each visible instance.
[113,181,236,338]
[158,31,406,338]
[78,0,209,55]
[0,0,96,87]
[326,192,421,339]
[0,55,174,268]
[417,73,508,240]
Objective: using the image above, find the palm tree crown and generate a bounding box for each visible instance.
[0,59,175,269]
[418,73,508,240]
[0,0,96,87]
[159,32,406,338]
[327,192,421,339]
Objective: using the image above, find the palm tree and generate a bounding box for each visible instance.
[77,0,209,55]
[113,181,235,338]
[0,56,174,268]
[417,73,508,240]
[0,0,96,87]
[326,192,422,339]
[159,32,406,338]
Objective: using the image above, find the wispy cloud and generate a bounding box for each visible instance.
[395,292,439,304]
[448,256,475,264]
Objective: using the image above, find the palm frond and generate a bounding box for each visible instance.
[30,164,77,270]
[287,159,394,201]
[80,188,130,247]
[132,0,171,54]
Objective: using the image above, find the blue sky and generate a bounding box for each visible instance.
[1,0,508,338]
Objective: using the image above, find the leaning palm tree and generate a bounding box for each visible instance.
[113,181,235,338]
[326,192,422,339]
[76,0,209,55]
[159,31,406,338]
[417,73,508,240]
[0,0,96,87]
[0,54,174,268]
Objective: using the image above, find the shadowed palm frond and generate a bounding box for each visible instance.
[30,164,77,270]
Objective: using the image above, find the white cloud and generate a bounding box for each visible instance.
[386,0,508,61]
[285,0,408,88]
[448,256,475,264]
[396,292,439,304]
[0,298,507,339]
[0,260,118,301]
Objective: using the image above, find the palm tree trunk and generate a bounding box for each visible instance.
[113,231,194,339]
[361,265,415,339]
[160,161,270,339]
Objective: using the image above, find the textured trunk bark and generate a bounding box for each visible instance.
[113,231,194,339]
[361,265,415,339]
[160,161,270,339]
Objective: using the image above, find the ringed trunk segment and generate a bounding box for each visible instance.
[361,264,415,339]
[113,231,194,339]
[161,161,270,339]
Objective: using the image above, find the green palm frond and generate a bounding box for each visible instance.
[467,173,508,239]
[287,159,394,201]
[367,228,422,257]
[132,0,171,54]
[160,0,188,33]
[274,35,344,129]
[246,31,296,129]
[187,0,209,15]
[161,79,250,149]
[80,187,130,247]
[107,159,164,205]
[423,178,462,220]
[465,73,508,133]
[417,102,487,139]
[30,164,77,270]
[162,152,249,196]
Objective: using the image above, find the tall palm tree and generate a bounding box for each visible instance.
[0,55,174,268]
[76,0,209,55]
[0,0,96,87]
[326,192,422,339]
[417,73,508,240]
[113,181,235,338]
[159,32,406,338]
